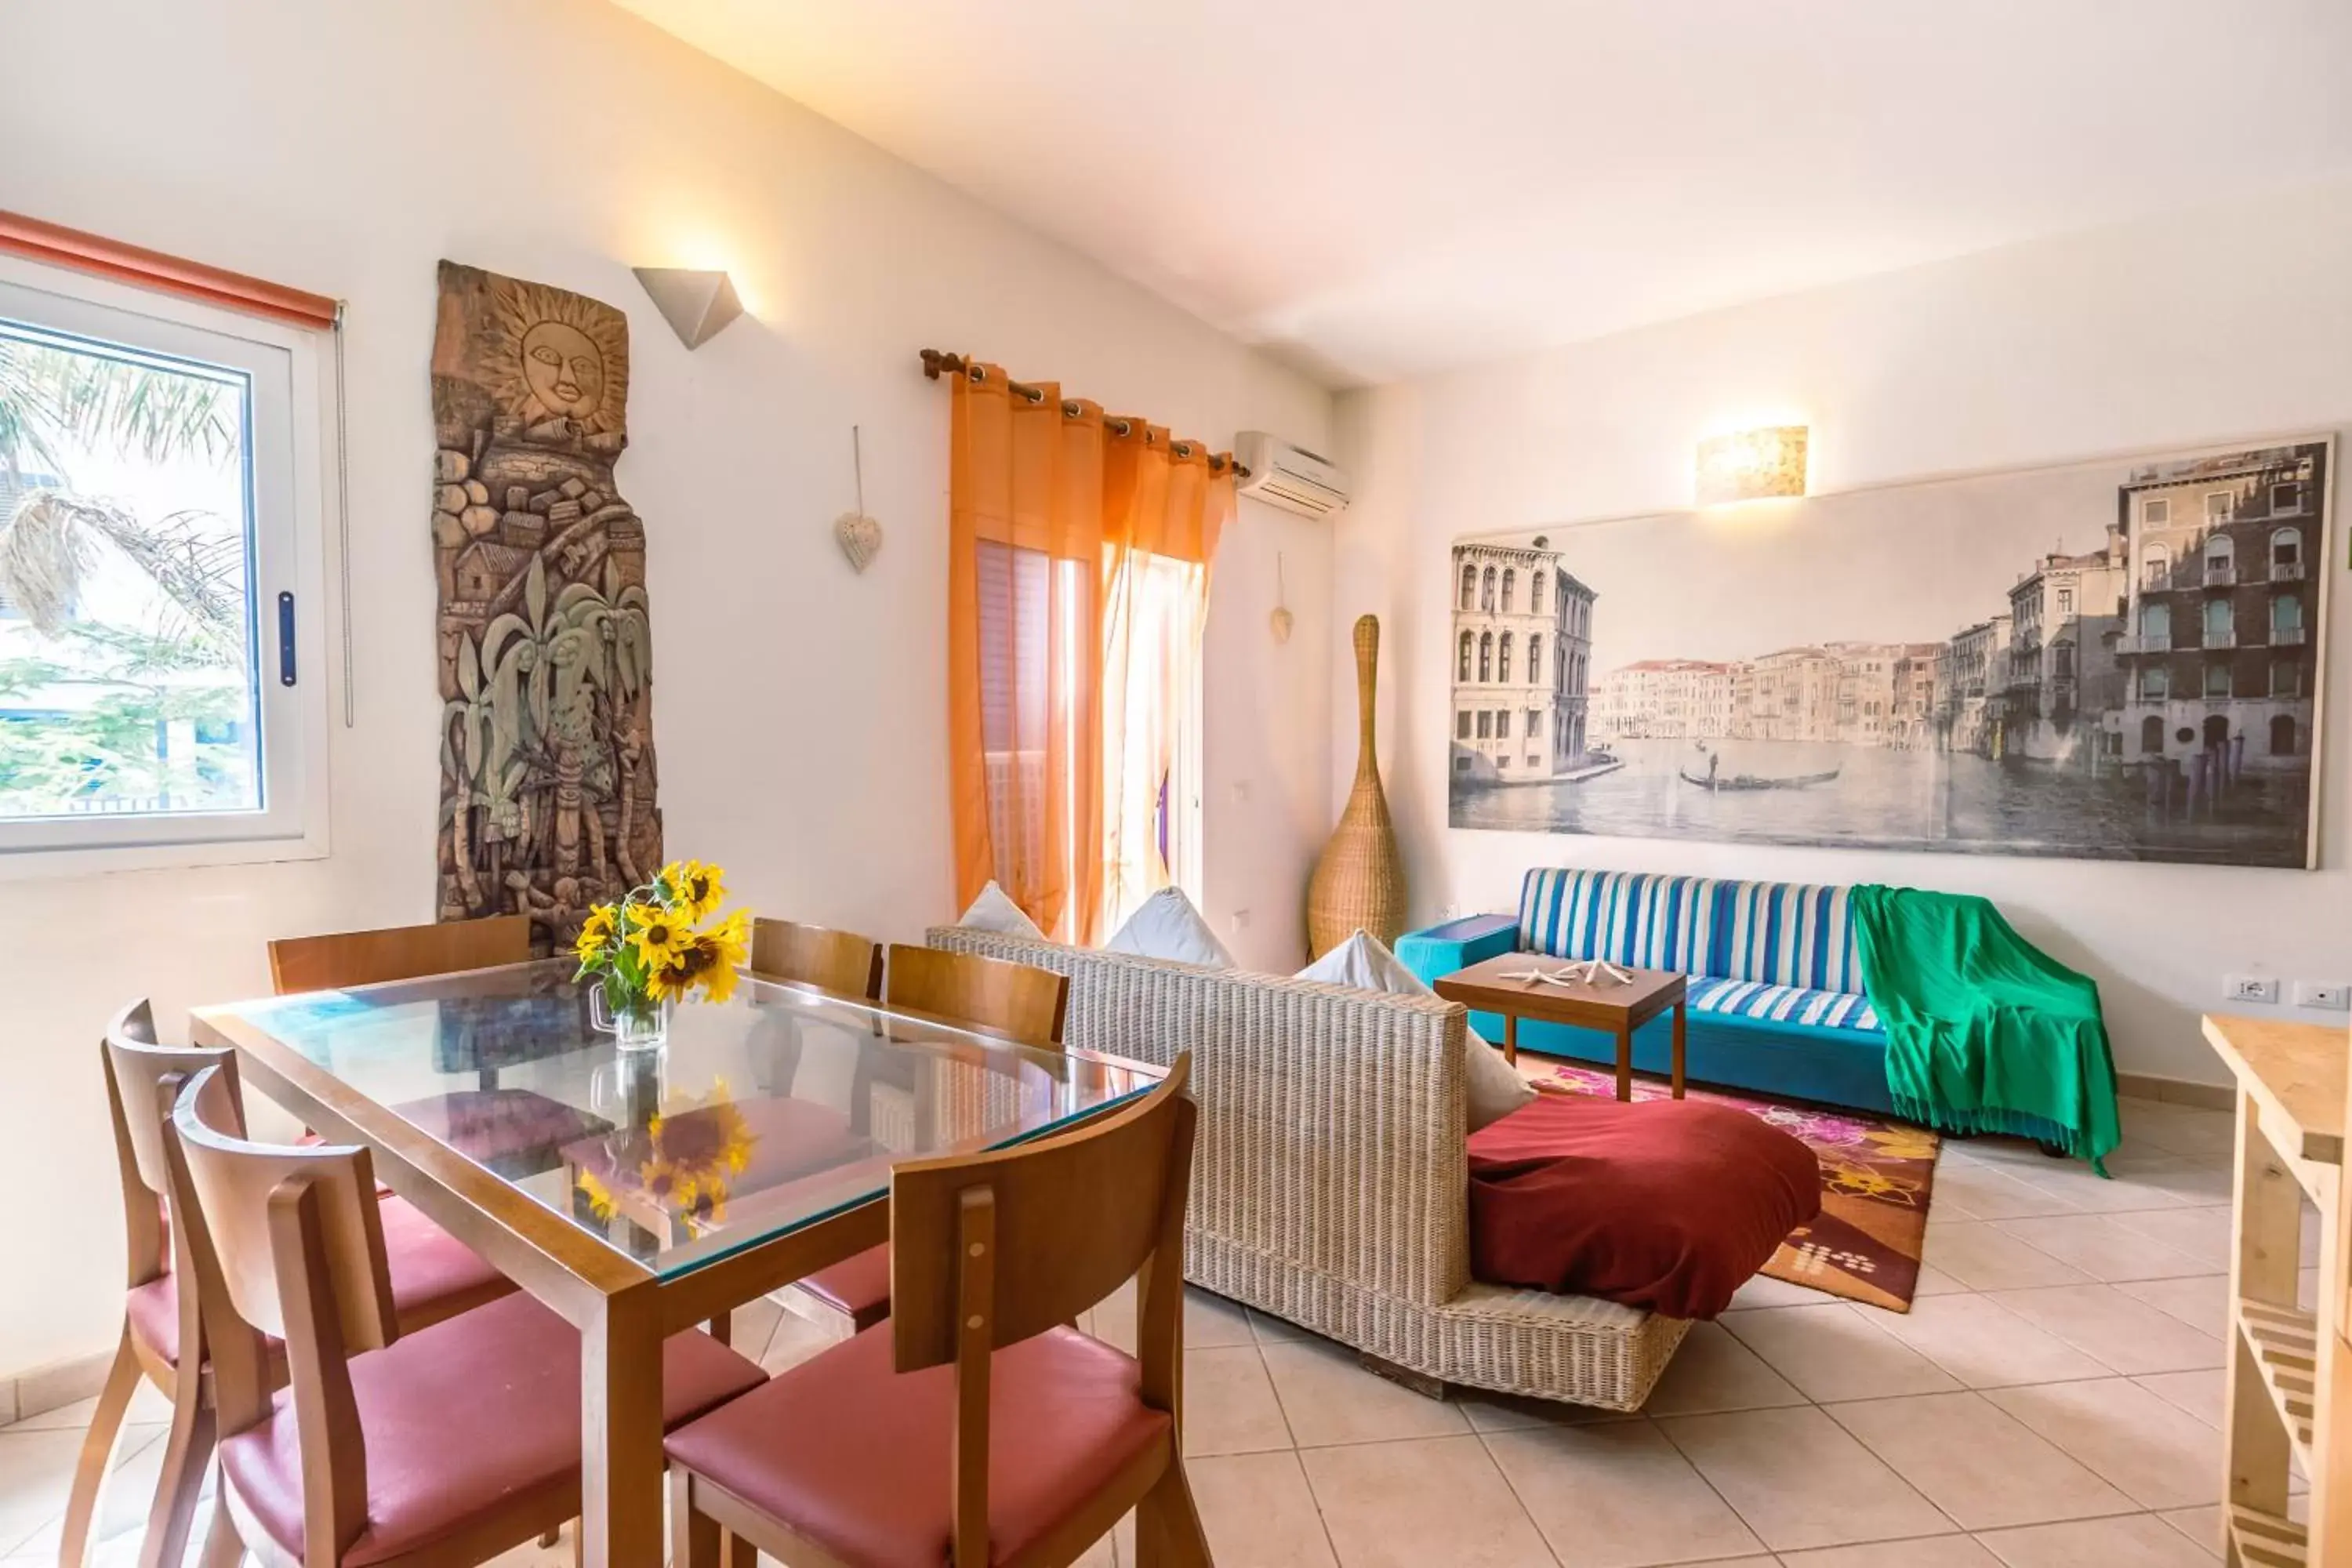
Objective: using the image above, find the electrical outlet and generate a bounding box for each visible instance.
[2295,981,2351,1011]
[2226,974,2280,1004]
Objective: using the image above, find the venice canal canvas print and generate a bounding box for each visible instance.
[1447,437,2331,868]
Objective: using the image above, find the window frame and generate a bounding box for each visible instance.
[0,253,332,877]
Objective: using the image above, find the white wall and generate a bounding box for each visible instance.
[0,0,1330,1377]
[1332,183,2352,1089]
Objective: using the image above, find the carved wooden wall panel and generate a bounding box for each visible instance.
[430,260,659,953]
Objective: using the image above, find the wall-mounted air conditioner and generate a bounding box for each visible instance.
[1236,432,1348,518]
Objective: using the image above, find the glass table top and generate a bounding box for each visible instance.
[211,960,1161,1278]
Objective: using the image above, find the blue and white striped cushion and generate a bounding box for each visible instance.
[1517,869,1865,993]
[1689,975,1882,1034]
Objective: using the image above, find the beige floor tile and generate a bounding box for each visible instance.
[1780,1536,2002,1566]
[1913,1264,1969,1297]
[2114,1106,2237,1162]
[1934,1163,2083,1221]
[2012,1156,2213,1214]
[2117,1275,2230,1338]
[1486,1418,1765,1567]
[1457,1388,1631,1434]
[1983,1377,2222,1509]
[1189,1450,1339,1568]
[2103,1207,2234,1272]
[1184,1288,1261,1349]
[2131,1370,2223,1429]
[0,1423,172,1564]
[2156,1505,2223,1559]
[2,1380,170,1435]
[1729,1271,1834,1309]
[1719,1304,1960,1403]
[1184,1346,1295,1457]
[0,1427,96,1556]
[1247,1306,1312,1344]
[1975,1511,2215,1566]
[1980,1284,2222,1374]
[1863,1294,2108,1389]
[1821,1392,2132,1530]
[729,1294,786,1359]
[1989,1216,2209,1283]
[1642,1321,1807,1416]
[1302,1435,1553,1568]
[1922,1222,2092,1291]
[758,1312,840,1376]
[1657,1404,1952,1552]
[1261,1338,1468,1447]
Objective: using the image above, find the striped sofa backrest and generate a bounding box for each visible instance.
[1518,869,1864,993]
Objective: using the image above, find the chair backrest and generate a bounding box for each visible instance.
[750,917,884,999]
[1517,868,1864,993]
[267,914,531,994]
[888,1054,1196,1561]
[885,943,1069,1045]
[165,1065,390,1563]
[101,999,232,1294]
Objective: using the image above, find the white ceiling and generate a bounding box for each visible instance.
[614,0,2352,388]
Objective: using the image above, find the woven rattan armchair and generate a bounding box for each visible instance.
[926,927,1690,1410]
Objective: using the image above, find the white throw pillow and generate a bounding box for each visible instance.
[1102,887,1234,968]
[956,880,1047,941]
[1297,930,1537,1132]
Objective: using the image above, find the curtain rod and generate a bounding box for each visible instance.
[919,348,1251,479]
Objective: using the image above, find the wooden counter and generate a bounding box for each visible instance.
[2204,1013,2347,1167]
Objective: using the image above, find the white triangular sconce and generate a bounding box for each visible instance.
[632,267,745,350]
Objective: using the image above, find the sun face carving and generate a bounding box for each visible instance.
[488,278,628,434]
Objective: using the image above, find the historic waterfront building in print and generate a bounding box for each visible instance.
[1450,540,1597,784]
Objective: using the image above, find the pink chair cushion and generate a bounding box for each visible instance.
[665,1324,1168,1566]
[126,1194,511,1367]
[798,1243,891,1324]
[219,1293,766,1567]
[391,1088,608,1174]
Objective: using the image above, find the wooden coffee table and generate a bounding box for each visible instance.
[1432,953,1688,1102]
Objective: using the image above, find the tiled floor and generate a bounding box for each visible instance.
[0,1093,2293,1567]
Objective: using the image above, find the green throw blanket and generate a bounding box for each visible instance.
[1850,884,2121,1174]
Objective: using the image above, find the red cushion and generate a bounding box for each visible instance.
[391,1089,609,1176]
[126,1195,512,1367]
[219,1293,765,1567]
[1466,1094,1820,1319]
[666,1324,1168,1566]
[799,1243,891,1325]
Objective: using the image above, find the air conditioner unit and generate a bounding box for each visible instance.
[1236,432,1348,518]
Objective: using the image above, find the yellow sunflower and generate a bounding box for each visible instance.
[668,859,728,923]
[572,902,619,964]
[650,919,747,1005]
[574,1166,619,1222]
[627,901,694,972]
[642,1080,756,1223]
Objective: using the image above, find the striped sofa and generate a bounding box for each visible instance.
[1399,869,1896,1115]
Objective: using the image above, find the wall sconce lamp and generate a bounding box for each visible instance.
[633,267,745,350]
[1695,424,1809,506]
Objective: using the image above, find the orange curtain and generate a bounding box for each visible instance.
[947,365,1232,942]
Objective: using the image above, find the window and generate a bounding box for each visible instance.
[2273,481,2302,514]
[2272,593,2303,639]
[1527,633,1541,686]
[2056,588,2073,619]
[2143,496,2170,525]
[2141,546,2171,590]
[1501,568,1515,614]
[2205,534,2234,578]
[0,258,327,866]
[1457,710,1472,739]
[2271,660,2302,699]
[1497,632,1513,684]
[1530,573,1545,616]
[1496,710,1511,740]
[2140,714,2164,753]
[2205,491,2233,523]
[1459,563,1475,611]
[1527,710,1543,737]
[2270,714,2298,756]
[2272,528,2302,575]
[2140,666,2169,701]
[1478,631,1492,683]
[2205,662,2232,699]
[2202,598,2232,641]
[2140,601,2170,647]
[1480,566,1496,612]
[2053,643,2074,678]
[1475,711,1491,739]
[1457,631,1472,682]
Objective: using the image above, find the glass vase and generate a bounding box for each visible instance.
[590,988,671,1054]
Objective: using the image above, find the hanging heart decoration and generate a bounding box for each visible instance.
[835,510,883,573]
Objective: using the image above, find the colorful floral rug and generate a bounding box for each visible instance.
[1519,1059,1940,1312]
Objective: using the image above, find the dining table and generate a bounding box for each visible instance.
[190,959,1165,1568]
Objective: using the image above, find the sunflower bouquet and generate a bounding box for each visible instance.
[572,859,750,1048]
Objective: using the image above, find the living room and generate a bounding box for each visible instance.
[2,3,2348,1567]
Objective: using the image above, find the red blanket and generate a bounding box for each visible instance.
[1467,1094,1820,1319]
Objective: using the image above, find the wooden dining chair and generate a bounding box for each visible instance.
[749,917,884,998]
[162,1063,770,1568]
[789,946,1073,1334]
[63,1004,516,1568]
[268,916,607,1179]
[666,1054,1205,1568]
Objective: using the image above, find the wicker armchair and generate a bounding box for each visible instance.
[925,926,1690,1410]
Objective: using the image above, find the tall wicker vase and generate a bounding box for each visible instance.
[1307,614,1408,959]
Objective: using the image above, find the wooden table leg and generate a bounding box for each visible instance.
[1503,1013,1518,1066]
[582,1285,666,1568]
[1614,1022,1632,1102]
[1671,1002,1687,1099]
